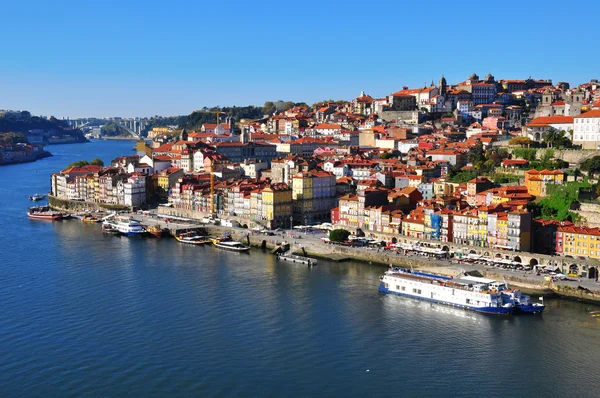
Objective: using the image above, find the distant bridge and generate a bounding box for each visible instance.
[66,117,146,140]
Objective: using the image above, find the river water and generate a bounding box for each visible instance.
[1,140,600,397]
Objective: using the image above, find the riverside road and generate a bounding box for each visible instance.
[127,212,600,296]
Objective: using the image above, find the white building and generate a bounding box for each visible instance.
[573,110,600,149]
[312,123,343,136]
[123,174,146,207]
[524,116,574,142]
[398,140,418,154]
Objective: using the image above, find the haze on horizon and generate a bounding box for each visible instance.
[1,0,598,119]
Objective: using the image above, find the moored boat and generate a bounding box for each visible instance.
[29,193,47,201]
[380,267,521,315]
[82,215,101,223]
[146,225,168,238]
[114,218,146,236]
[102,222,120,235]
[213,239,250,252]
[277,253,317,266]
[174,231,207,244]
[27,206,65,220]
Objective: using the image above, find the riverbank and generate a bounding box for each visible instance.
[232,226,600,304]
[0,150,52,166]
[46,137,88,145]
[44,202,600,305]
[96,136,140,141]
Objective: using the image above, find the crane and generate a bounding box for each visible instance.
[210,172,215,216]
[211,109,223,125]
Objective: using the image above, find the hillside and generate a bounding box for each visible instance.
[0,111,86,143]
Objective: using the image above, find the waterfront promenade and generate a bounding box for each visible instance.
[121,211,600,302]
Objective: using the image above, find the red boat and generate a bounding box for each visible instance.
[27,206,65,220]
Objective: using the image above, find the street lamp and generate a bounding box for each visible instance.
[289,215,293,230]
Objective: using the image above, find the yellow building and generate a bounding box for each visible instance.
[524,169,564,197]
[136,140,152,157]
[261,183,292,229]
[466,212,482,246]
[158,168,184,198]
[557,226,600,261]
[402,213,425,238]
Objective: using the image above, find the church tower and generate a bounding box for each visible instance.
[439,75,447,95]
[542,89,553,105]
[181,128,188,141]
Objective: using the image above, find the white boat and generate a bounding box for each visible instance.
[29,193,47,201]
[277,253,317,266]
[115,219,146,236]
[379,268,515,315]
[213,240,250,252]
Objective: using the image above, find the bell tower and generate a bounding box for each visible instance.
[439,75,447,95]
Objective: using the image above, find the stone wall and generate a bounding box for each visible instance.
[574,202,600,227]
[379,111,419,124]
[49,195,128,212]
[158,207,264,229]
[507,148,600,166]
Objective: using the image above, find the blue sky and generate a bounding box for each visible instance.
[1,1,598,118]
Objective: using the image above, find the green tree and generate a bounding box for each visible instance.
[66,160,90,168]
[263,101,276,115]
[543,129,572,149]
[329,229,351,243]
[467,141,485,164]
[90,158,104,167]
[581,156,600,174]
[513,148,537,161]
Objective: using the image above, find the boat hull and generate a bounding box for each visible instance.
[120,231,145,237]
[379,284,514,315]
[277,255,317,266]
[27,213,63,220]
[214,243,250,252]
[176,238,206,245]
[514,304,545,314]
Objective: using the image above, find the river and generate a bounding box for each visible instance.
[1,140,600,397]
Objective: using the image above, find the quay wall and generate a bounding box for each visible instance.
[49,195,128,212]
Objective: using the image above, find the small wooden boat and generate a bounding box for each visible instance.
[175,232,208,245]
[102,222,120,235]
[27,206,65,220]
[82,215,101,223]
[146,225,168,238]
[213,239,250,252]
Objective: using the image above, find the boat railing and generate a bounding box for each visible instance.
[385,272,491,294]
